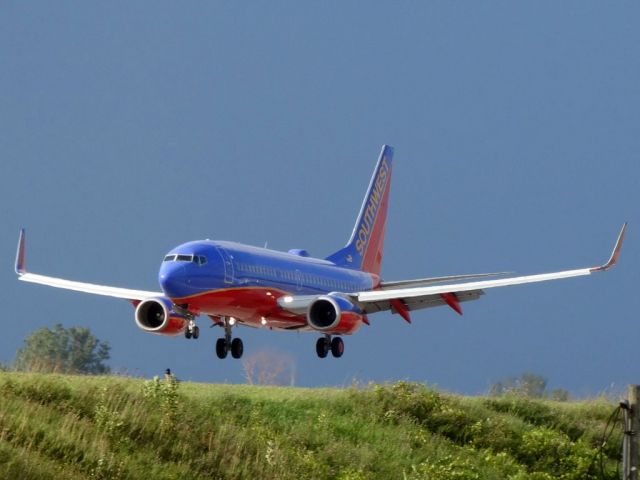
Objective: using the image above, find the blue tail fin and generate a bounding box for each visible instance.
[325,145,393,276]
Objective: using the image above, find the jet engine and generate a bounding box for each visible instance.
[307,294,365,334]
[135,297,188,336]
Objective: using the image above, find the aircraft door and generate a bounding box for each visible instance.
[215,246,235,284]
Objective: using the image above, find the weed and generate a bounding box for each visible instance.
[0,372,622,479]
[142,375,181,431]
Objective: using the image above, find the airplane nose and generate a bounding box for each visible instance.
[159,265,187,298]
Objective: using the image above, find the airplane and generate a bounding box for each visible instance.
[15,145,626,360]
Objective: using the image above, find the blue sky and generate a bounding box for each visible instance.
[1,2,638,395]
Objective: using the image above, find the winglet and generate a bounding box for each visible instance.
[591,222,627,272]
[15,228,26,275]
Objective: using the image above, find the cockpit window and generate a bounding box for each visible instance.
[164,254,207,264]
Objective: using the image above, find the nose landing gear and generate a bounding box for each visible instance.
[316,335,344,358]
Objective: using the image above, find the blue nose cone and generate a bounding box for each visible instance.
[159,263,187,298]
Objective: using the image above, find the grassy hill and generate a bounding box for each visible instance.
[0,372,622,479]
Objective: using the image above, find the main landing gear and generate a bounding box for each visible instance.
[215,317,244,359]
[184,319,200,339]
[316,335,344,358]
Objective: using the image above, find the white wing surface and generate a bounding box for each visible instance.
[356,223,626,316]
[15,229,161,302]
[278,223,626,320]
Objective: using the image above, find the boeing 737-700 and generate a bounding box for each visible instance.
[15,145,626,359]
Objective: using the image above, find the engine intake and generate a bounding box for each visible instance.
[135,297,187,336]
[307,295,364,334]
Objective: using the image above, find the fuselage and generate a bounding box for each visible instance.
[159,241,378,330]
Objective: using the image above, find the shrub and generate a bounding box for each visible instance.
[142,375,180,430]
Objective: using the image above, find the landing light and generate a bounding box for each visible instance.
[283,296,293,303]
[261,317,267,326]
[266,291,272,296]
[229,317,236,326]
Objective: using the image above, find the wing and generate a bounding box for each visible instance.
[378,271,511,289]
[356,223,626,320]
[279,223,626,322]
[15,229,162,301]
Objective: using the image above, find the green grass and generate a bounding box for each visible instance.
[0,372,621,479]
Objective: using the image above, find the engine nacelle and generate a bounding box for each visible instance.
[135,297,188,336]
[307,295,365,334]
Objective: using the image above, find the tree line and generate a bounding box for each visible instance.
[2,325,569,401]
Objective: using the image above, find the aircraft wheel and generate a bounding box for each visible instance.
[316,337,329,358]
[185,328,192,339]
[215,338,228,359]
[331,337,344,358]
[192,325,200,339]
[231,338,244,359]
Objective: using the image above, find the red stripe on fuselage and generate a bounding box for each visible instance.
[170,286,307,329]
